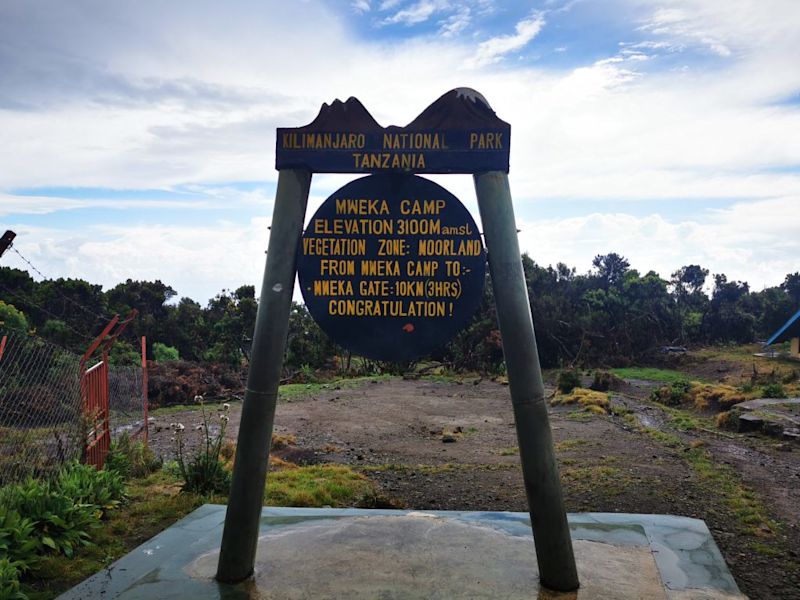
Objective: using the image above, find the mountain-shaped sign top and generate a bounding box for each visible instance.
[276,88,510,174]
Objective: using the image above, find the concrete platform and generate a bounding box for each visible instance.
[59,505,746,599]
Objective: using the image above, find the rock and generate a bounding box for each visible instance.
[775,443,792,452]
[783,428,800,443]
[442,434,457,443]
[738,413,763,433]
[763,420,785,437]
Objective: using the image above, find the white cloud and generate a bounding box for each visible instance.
[1,0,799,300]
[467,12,545,67]
[380,0,445,26]
[517,196,800,290]
[352,0,371,13]
[439,7,471,38]
[0,193,224,217]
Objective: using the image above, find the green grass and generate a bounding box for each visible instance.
[564,410,594,421]
[555,438,592,451]
[626,413,781,541]
[498,447,518,456]
[685,447,778,538]
[151,401,236,416]
[265,464,375,507]
[611,367,691,383]
[278,375,394,401]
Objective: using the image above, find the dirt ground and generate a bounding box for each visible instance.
[148,374,800,600]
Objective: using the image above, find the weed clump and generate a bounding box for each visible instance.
[173,396,231,495]
[552,388,610,414]
[761,383,786,399]
[649,380,692,405]
[690,383,747,409]
[104,433,161,479]
[590,371,625,392]
[651,381,746,410]
[556,370,582,393]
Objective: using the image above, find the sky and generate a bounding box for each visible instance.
[1,0,799,305]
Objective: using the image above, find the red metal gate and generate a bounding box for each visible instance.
[79,311,142,469]
[82,360,111,468]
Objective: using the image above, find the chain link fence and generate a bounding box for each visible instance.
[108,363,147,441]
[0,329,147,485]
[0,329,83,484]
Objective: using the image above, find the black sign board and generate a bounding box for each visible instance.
[298,174,486,361]
[277,88,510,174]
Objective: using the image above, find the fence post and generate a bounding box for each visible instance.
[141,336,149,443]
[0,335,6,361]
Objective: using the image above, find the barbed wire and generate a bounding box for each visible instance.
[0,282,95,342]
[8,246,114,322]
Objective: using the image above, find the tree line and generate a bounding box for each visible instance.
[1,252,798,373]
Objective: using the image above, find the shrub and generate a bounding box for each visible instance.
[104,433,161,479]
[590,371,624,392]
[152,342,180,362]
[716,411,735,429]
[761,383,787,399]
[556,370,581,394]
[649,380,692,405]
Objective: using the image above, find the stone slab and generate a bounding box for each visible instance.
[58,506,746,600]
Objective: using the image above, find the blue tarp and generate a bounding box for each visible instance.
[766,308,800,345]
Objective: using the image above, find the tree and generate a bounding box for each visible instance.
[106,279,177,351]
[783,273,800,306]
[703,274,755,343]
[0,300,29,332]
[670,265,710,343]
[204,286,258,367]
[592,253,630,288]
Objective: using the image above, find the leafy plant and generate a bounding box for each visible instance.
[173,397,231,495]
[0,557,28,600]
[0,506,38,575]
[761,383,786,399]
[55,462,125,514]
[105,433,161,479]
[0,478,96,558]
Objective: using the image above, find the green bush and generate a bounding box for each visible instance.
[0,506,38,575]
[0,478,96,558]
[761,383,787,399]
[590,370,624,392]
[650,379,692,405]
[152,342,179,362]
[0,557,27,600]
[105,433,161,479]
[557,370,582,394]
[55,462,125,514]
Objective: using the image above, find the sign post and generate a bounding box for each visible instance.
[474,171,578,591]
[217,89,579,592]
[217,168,311,582]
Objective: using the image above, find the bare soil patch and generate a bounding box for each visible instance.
[147,374,800,599]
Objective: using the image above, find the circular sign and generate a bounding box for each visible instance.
[298,174,486,361]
